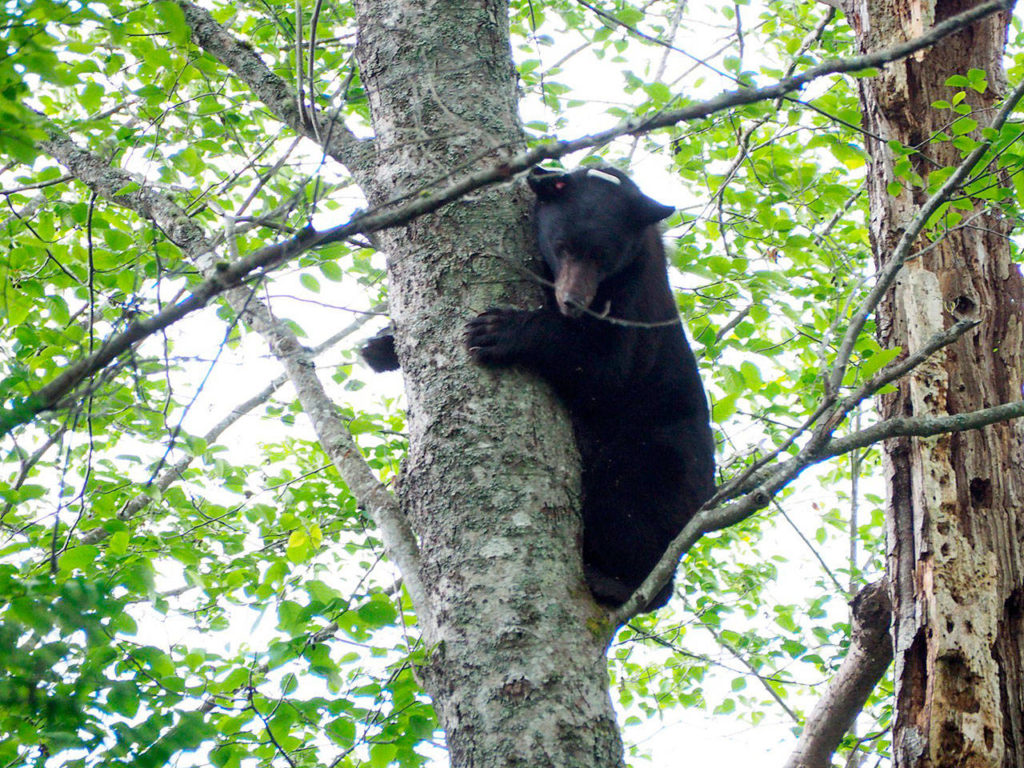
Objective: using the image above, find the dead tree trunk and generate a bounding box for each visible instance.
[842,0,1024,764]
[352,1,627,765]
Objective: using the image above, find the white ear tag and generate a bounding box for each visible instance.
[586,169,622,185]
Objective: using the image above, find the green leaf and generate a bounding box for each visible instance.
[859,345,903,378]
[370,743,398,768]
[951,117,978,135]
[712,393,737,422]
[967,67,988,93]
[58,546,99,572]
[113,181,141,196]
[319,261,344,281]
[153,1,190,44]
[358,597,398,628]
[107,681,141,717]
[108,530,131,555]
[643,82,671,105]
[286,529,310,563]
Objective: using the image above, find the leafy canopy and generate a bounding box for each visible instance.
[3,0,1024,765]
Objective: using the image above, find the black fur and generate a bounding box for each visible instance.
[361,325,399,372]
[464,166,715,611]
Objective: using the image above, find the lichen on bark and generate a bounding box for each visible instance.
[351,1,627,764]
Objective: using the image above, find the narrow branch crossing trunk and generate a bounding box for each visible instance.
[842,0,1024,764]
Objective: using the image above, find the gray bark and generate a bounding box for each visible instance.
[842,0,1024,764]
[352,1,626,765]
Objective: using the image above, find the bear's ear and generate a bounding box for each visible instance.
[633,193,674,226]
[528,166,572,201]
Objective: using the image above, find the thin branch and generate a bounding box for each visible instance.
[77,310,378,546]
[694,303,752,360]
[774,499,847,596]
[625,622,807,684]
[848,410,863,596]
[690,5,837,245]
[0,426,65,524]
[700,618,800,722]
[574,0,737,84]
[28,124,429,623]
[7,2,1009,437]
[249,685,299,768]
[825,76,1024,397]
[832,317,980,426]
[174,0,374,178]
[823,398,1024,458]
[781,580,893,768]
[625,0,687,163]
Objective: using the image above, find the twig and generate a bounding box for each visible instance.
[700,617,800,723]
[774,499,847,596]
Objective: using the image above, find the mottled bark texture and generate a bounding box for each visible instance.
[842,0,1024,764]
[352,1,626,765]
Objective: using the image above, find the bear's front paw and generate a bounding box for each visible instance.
[464,308,528,365]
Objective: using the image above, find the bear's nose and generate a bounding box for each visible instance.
[557,294,588,318]
[554,258,599,319]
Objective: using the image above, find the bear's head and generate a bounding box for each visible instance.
[527,166,673,317]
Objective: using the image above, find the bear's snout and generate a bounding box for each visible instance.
[554,257,599,318]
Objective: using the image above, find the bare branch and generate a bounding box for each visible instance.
[8,0,1009,436]
[175,0,374,179]
[781,580,893,768]
[833,317,980,426]
[823,398,1024,459]
[28,124,430,622]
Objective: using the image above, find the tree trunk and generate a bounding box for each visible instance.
[843,0,1024,764]
[352,1,626,765]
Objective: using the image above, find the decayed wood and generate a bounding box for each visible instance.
[842,0,1024,763]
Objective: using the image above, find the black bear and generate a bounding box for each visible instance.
[360,325,401,373]
[464,166,714,611]
[362,166,715,611]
